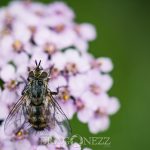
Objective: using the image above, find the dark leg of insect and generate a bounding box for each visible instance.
[50,86,76,103]
[20,76,28,84]
[50,86,68,95]
[50,86,76,102]
[50,91,58,95]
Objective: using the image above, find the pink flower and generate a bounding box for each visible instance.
[88,94,120,133]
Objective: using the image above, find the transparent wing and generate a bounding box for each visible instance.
[47,93,72,137]
[4,95,29,136]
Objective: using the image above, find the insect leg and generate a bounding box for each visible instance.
[50,86,68,95]
[20,76,28,84]
[50,91,58,95]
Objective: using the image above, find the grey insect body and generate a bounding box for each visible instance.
[4,61,71,136]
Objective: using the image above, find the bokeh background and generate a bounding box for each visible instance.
[0,0,150,150]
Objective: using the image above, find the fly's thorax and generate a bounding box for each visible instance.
[31,80,45,96]
[29,79,47,105]
[27,66,49,102]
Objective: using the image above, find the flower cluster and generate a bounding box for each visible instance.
[0,1,120,150]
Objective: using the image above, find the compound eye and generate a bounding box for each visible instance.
[40,72,48,79]
[29,71,34,78]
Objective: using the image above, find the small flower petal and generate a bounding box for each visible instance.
[15,139,32,150]
[0,64,16,82]
[79,23,96,41]
[88,116,110,134]
[98,57,113,73]
[77,108,93,123]
[107,97,120,115]
[70,143,81,150]
[36,145,48,150]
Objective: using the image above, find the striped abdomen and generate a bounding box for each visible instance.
[28,105,47,131]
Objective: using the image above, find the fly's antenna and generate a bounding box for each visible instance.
[35,60,42,71]
[38,60,41,67]
[35,60,41,67]
[35,60,38,66]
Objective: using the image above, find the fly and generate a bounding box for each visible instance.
[4,60,71,137]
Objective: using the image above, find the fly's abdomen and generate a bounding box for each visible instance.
[28,105,47,131]
[29,116,47,131]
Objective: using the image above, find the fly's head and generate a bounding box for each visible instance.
[28,60,49,86]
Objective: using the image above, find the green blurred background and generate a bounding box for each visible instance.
[1,0,150,150]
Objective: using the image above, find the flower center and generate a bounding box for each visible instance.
[28,26,37,34]
[16,131,23,137]
[74,25,81,37]
[1,28,11,36]
[34,10,44,17]
[15,129,27,140]
[90,84,101,95]
[4,12,13,26]
[1,13,13,36]
[65,63,78,74]
[95,108,107,117]
[6,80,17,90]
[44,43,56,55]
[50,67,60,78]
[53,24,65,33]
[75,99,84,111]
[59,88,70,101]
[55,10,63,15]
[91,60,102,69]
[12,40,23,53]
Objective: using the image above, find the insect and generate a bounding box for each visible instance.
[4,60,71,137]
